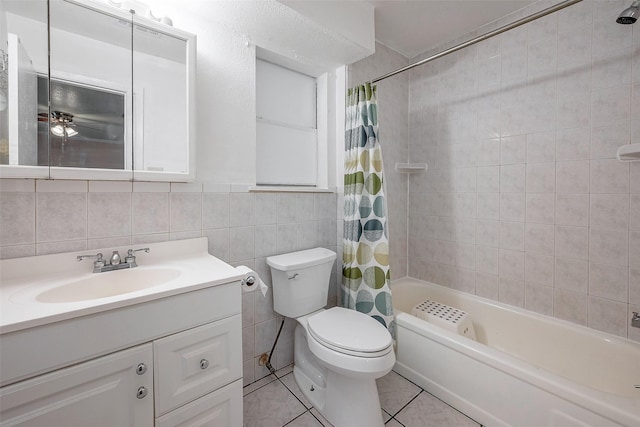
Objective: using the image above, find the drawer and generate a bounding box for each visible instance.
[154,315,242,416]
[0,344,153,427]
[155,379,242,427]
[1,281,240,388]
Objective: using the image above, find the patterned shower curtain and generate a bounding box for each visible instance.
[342,83,394,337]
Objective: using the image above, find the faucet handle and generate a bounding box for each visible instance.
[77,253,105,269]
[125,247,150,264]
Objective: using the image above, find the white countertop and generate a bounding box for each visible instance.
[0,238,243,335]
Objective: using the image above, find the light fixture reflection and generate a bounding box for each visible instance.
[50,111,79,138]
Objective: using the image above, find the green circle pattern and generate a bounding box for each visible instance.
[342,82,395,339]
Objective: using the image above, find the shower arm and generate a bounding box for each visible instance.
[368,0,583,85]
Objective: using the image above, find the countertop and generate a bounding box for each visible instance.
[0,238,243,334]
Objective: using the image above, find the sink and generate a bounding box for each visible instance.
[36,268,182,303]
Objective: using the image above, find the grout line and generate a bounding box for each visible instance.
[421,388,483,426]
[388,417,406,426]
[389,390,423,418]
[276,374,310,411]
[308,409,327,426]
[282,410,312,426]
[242,373,278,397]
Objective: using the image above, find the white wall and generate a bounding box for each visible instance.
[140,0,374,185]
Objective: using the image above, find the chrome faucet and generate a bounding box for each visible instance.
[77,253,105,273]
[110,251,121,266]
[124,248,150,267]
[78,248,150,273]
[633,312,640,329]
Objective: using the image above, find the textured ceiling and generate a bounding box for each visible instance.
[367,0,535,58]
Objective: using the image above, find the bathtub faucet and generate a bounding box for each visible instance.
[633,312,640,329]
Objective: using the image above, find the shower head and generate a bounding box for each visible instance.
[616,1,640,24]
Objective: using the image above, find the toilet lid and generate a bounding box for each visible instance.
[307,307,392,356]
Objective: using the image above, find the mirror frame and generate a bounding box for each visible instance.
[0,0,196,182]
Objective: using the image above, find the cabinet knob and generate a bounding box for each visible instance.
[136,363,147,375]
[200,359,209,370]
[136,386,148,399]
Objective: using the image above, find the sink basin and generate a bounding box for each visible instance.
[36,268,182,303]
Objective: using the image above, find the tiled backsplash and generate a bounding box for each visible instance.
[406,0,639,342]
[0,178,340,383]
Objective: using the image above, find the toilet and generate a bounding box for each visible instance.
[266,248,395,427]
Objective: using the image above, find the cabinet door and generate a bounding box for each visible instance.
[154,315,242,416]
[0,344,153,427]
[155,379,242,427]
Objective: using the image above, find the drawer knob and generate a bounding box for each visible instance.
[137,386,148,399]
[136,363,147,375]
[200,359,209,370]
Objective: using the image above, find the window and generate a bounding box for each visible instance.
[256,59,317,186]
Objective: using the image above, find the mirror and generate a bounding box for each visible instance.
[132,15,192,179]
[49,0,133,180]
[0,0,195,181]
[0,0,50,178]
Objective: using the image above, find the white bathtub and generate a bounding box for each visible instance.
[392,277,640,427]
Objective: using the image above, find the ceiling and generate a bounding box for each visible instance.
[367,0,535,58]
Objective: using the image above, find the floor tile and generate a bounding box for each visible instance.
[243,373,277,396]
[395,391,481,427]
[276,365,294,377]
[386,419,405,426]
[309,408,333,427]
[382,410,392,423]
[243,379,307,427]
[285,411,323,426]
[280,372,313,409]
[376,370,422,416]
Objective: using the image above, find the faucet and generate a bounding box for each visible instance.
[124,248,150,267]
[633,312,640,329]
[77,253,105,273]
[78,248,150,273]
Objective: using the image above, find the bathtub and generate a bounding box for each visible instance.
[391,277,640,427]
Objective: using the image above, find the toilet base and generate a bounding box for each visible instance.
[293,324,386,427]
[293,365,326,410]
[322,370,385,427]
[294,365,385,427]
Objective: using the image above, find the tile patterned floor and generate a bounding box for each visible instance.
[243,366,482,427]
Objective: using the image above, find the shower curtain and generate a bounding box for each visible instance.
[342,83,394,337]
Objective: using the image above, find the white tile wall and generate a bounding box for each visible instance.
[0,180,339,384]
[406,0,640,341]
[350,42,410,279]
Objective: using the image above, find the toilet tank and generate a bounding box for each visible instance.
[266,248,337,318]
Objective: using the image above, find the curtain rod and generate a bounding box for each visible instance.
[369,0,583,84]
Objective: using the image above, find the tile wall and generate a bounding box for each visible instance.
[0,178,340,383]
[348,43,411,279]
[406,0,640,341]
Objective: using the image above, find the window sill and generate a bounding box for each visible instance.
[249,185,334,193]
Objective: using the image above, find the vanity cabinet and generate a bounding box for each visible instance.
[154,316,242,417]
[0,282,242,426]
[0,344,154,426]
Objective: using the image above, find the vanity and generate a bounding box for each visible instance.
[0,238,243,426]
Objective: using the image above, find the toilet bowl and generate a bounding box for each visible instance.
[266,248,395,427]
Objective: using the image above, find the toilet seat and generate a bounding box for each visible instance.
[307,307,393,358]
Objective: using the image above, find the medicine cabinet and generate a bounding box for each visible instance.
[0,0,196,181]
